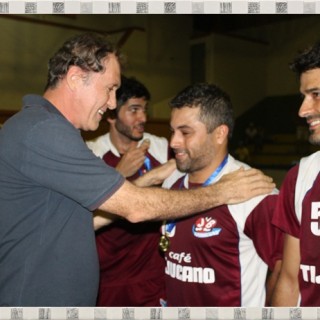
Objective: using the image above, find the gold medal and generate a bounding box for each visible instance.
[159,235,170,252]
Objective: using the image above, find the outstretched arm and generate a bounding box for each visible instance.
[98,167,275,224]
[93,159,177,230]
[271,234,300,306]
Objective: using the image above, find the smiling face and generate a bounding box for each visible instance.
[73,53,121,131]
[113,97,148,142]
[299,68,320,146]
[170,106,228,182]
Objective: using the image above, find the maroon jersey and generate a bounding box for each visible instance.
[272,151,320,306]
[163,155,282,306]
[87,133,169,306]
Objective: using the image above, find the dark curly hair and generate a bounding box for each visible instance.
[169,83,234,139]
[106,75,150,120]
[290,41,320,76]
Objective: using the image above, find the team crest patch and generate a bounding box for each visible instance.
[192,217,221,238]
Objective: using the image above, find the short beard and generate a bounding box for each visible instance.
[176,162,190,173]
[115,120,144,142]
[176,158,203,174]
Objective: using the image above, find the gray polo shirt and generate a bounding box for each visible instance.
[0,95,125,306]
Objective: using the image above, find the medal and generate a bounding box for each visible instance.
[159,220,176,252]
[159,234,170,252]
[159,219,175,252]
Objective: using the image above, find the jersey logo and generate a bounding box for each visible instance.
[192,217,221,238]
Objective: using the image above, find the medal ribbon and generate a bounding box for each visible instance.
[139,156,151,176]
[181,154,228,189]
[162,154,229,244]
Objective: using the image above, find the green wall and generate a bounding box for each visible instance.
[1,14,320,120]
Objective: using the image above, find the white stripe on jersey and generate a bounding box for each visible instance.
[227,157,278,306]
[295,151,320,224]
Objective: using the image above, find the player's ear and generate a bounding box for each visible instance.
[215,125,229,145]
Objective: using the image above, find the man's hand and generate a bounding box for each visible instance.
[116,139,150,177]
[216,167,275,204]
[134,159,177,187]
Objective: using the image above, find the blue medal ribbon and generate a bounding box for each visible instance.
[139,156,151,176]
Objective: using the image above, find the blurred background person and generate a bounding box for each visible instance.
[87,76,170,306]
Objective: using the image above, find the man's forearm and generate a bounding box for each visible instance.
[100,181,222,223]
[271,276,299,306]
[99,168,274,223]
[266,260,282,306]
[272,234,301,306]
